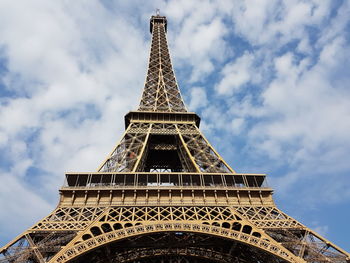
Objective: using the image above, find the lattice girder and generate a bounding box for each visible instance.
[234,206,349,262]
[97,121,235,173]
[67,232,288,263]
[138,16,186,112]
[98,123,151,173]
[2,203,349,262]
[49,225,301,263]
[0,232,76,263]
[42,205,303,263]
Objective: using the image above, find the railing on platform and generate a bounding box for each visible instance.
[63,172,269,189]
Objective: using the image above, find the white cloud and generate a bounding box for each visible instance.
[259,38,350,147]
[297,37,312,54]
[165,1,230,82]
[0,172,52,241]
[195,0,350,210]
[230,118,245,135]
[229,0,332,46]
[243,36,350,202]
[215,52,256,95]
[0,0,150,242]
[188,86,207,111]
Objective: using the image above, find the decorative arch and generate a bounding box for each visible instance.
[49,223,303,263]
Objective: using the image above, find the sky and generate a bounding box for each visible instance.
[0,0,349,253]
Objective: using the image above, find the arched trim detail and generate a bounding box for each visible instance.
[50,223,302,263]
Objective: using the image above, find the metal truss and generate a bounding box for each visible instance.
[234,206,349,262]
[1,14,349,263]
[98,122,234,173]
[2,205,348,262]
[98,123,149,172]
[31,207,105,231]
[0,232,76,263]
[49,223,300,263]
[234,206,303,229]
[138,15,186,112]
[67,232,281,263]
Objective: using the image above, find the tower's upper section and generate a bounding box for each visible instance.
[150,15,167,33]
[138,15,187,113]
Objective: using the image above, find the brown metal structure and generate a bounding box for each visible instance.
[1,14,349,263]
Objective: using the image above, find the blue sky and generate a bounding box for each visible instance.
[0,0,349,252]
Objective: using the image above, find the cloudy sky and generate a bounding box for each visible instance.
[0,0,349,252]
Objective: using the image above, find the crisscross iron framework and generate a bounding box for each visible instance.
[1,14,349,263]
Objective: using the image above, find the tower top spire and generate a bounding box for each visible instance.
[141,14,185,113]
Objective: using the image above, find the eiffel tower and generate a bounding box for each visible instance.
[1,14,349,263]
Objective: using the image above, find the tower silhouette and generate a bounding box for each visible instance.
[1,14,349,263]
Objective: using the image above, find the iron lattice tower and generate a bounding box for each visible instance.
[1,14,349,263]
